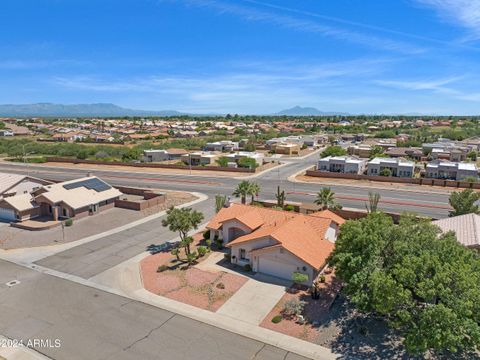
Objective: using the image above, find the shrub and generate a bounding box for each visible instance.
[157,265,168,272]
[243,264,252,272]
[64,218,73,227]
[205,239,212,250]
[284,204,295,212]
[76,150,88,160]
[379,168,392,177]
[186,251,198,265]
[318,274,326,283]
[224,253,231,261]
[203,229,211,240]
[282,298,306,319]
[216,282,225,289]
[197,246,207,257]
[216,239,223,249]
[271,315,282,324]
[292,272,309,284]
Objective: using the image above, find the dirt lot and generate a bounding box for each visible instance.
[41,161,263,177]
[0,191,197,250]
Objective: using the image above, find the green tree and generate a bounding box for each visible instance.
[369,145,386,159]
[162,207,204,257]
[243,142,256,152]
[0,121,5,129]
[320,145,347,158]
[314,187,341,210]
[329,213,480,355]
[379,168,392,177]
[249,182,260,203]
[233,180,257,204]
[467,151,477,161]
[216,156,229,167]
[238,157,258,169]
[449,189,480,217]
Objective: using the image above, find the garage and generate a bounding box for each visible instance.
[258,257,298,281]
[0,207,16,222]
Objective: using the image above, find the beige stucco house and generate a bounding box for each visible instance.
[0,176,121,222]
[206,204,344,284]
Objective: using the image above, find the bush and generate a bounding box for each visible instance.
[203,229,210,240]
[243,264,252,272]
[157,265,168,272]
[224,253,231,261]
[216,239,223,249]
[292,272,309,284]
[238,157,258,169]
[379,168,392,177]
[216,282,225,289]
[284,204,295,212]
[271,315,282,324]
[318,274,326,283]
[197,246,207,257]
[282,298,306,318]
[64,218,73,227]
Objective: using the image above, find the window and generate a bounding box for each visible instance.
[240,249,246,260]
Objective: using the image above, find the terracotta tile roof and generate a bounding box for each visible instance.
[310,209,346,226]
[208,204,340,269]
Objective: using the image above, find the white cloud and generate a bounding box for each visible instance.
[176,0,425,54]
[375,76,463,92]
[51,58,388,113]
[416,0,480,40]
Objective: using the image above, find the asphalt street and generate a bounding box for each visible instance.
[0,154,452,218]
[36,199,215,279]
[0,153,455,360]
[0,260,309,360]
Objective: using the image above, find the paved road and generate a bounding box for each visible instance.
[36,199,215,279]
[0,158,451,218]
[0,260,309,360]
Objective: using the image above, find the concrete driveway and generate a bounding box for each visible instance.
[217,274,291,325]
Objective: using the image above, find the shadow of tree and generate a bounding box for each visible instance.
[313,295,412,360]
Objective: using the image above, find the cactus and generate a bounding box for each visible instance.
[275,186,286,208]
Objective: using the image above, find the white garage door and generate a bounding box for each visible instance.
[0,207,16,221]
[258,258,297,280]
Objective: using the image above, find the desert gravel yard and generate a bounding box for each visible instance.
[140,234,248,312]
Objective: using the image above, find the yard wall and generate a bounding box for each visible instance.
[305,169,480,189]
[114,187,166,211]
[45,157,257,173]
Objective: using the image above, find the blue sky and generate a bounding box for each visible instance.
[1,0,480,114]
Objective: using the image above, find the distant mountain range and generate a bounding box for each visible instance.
[0,103,189,117]
[0,103,434,117]
[274,106,349,116]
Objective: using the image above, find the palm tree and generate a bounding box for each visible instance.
[249,182,260,204]
[314,187,341,210]
[233,180,251,204]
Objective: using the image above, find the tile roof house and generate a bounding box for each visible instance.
[206,204,343,284]
[433,214,480,249]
